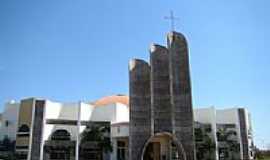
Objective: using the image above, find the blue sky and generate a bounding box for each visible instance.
[0,0,269,149]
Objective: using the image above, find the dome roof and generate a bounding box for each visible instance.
[93,95,129,106]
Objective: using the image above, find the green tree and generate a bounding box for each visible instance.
[80,125,113,159]
[0,137,16,160]
[217,128,240,160]
[1,137,15,152]
[195,129,216,160]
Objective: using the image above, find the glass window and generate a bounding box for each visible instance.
[117,141,126,160]
[51,129,71,141]
[18,124,30,132]
[50,150,70,160]
[5,120,9,127]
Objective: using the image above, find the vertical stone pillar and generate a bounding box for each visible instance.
[129,59,151,160]
[30,100,46,160]
[167,32,196,160]
[150,44,172,133]
[238,108,250,160]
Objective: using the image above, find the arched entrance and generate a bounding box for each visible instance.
[44,129,75,160]
[141,132,186,160]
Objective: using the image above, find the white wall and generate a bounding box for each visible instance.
[45,100,79,120]
[79,102,94,133]
[216,108,239,124]
[43,101,94,141]
[194,107,216,124]
[0,101,20,141]
[91,104,117,122]
[43,101,105,141]
[115,103,129,123]
[80,102,94,121]
[111,123,129,138]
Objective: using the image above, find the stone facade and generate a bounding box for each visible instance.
[168,32,196,160]
[129,59,151,160]
[30,100,46,160]
[238,108,249,160]
[129,31,196,160]
[150,44,172,134]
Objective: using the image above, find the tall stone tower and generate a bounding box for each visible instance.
[129,31,196,160]
[167,32,195,160]
[129,59,151,160]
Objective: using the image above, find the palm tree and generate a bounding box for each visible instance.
[195,128,216,160]
[80,125,112,160]
[0,137,16,160]
[217,128,240,160]
[203,135,216,151]
[202,134,216,160]
[217,128,227,141]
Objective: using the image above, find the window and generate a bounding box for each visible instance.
[51,129,71,141]
[16,153,28,160]
[5,120,9,127]
[219,148,229,159]
[117,141,127,160]
[17,125,30,137]
[18,124,30,132]
[16,145,29,149]
[50,150,70,160]
[205,125,212,132]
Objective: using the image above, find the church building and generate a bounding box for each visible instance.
[0,32,255,160]
[0,96,254,160]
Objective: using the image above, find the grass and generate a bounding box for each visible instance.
[258,156,270,160]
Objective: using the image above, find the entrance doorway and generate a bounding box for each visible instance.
[143,142,161,160]
[142,133,184,160]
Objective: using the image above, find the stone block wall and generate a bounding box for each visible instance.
[167,32,195,160]
[129,31,196,160]
[129,59,151,160]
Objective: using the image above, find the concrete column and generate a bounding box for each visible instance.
[238,108,250,160]
[167,32,196,160]
[129,59,151,160]
[150,44,172,134]
[30,100,46,160]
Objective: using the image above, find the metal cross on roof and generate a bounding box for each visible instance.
[164,11,179,31]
